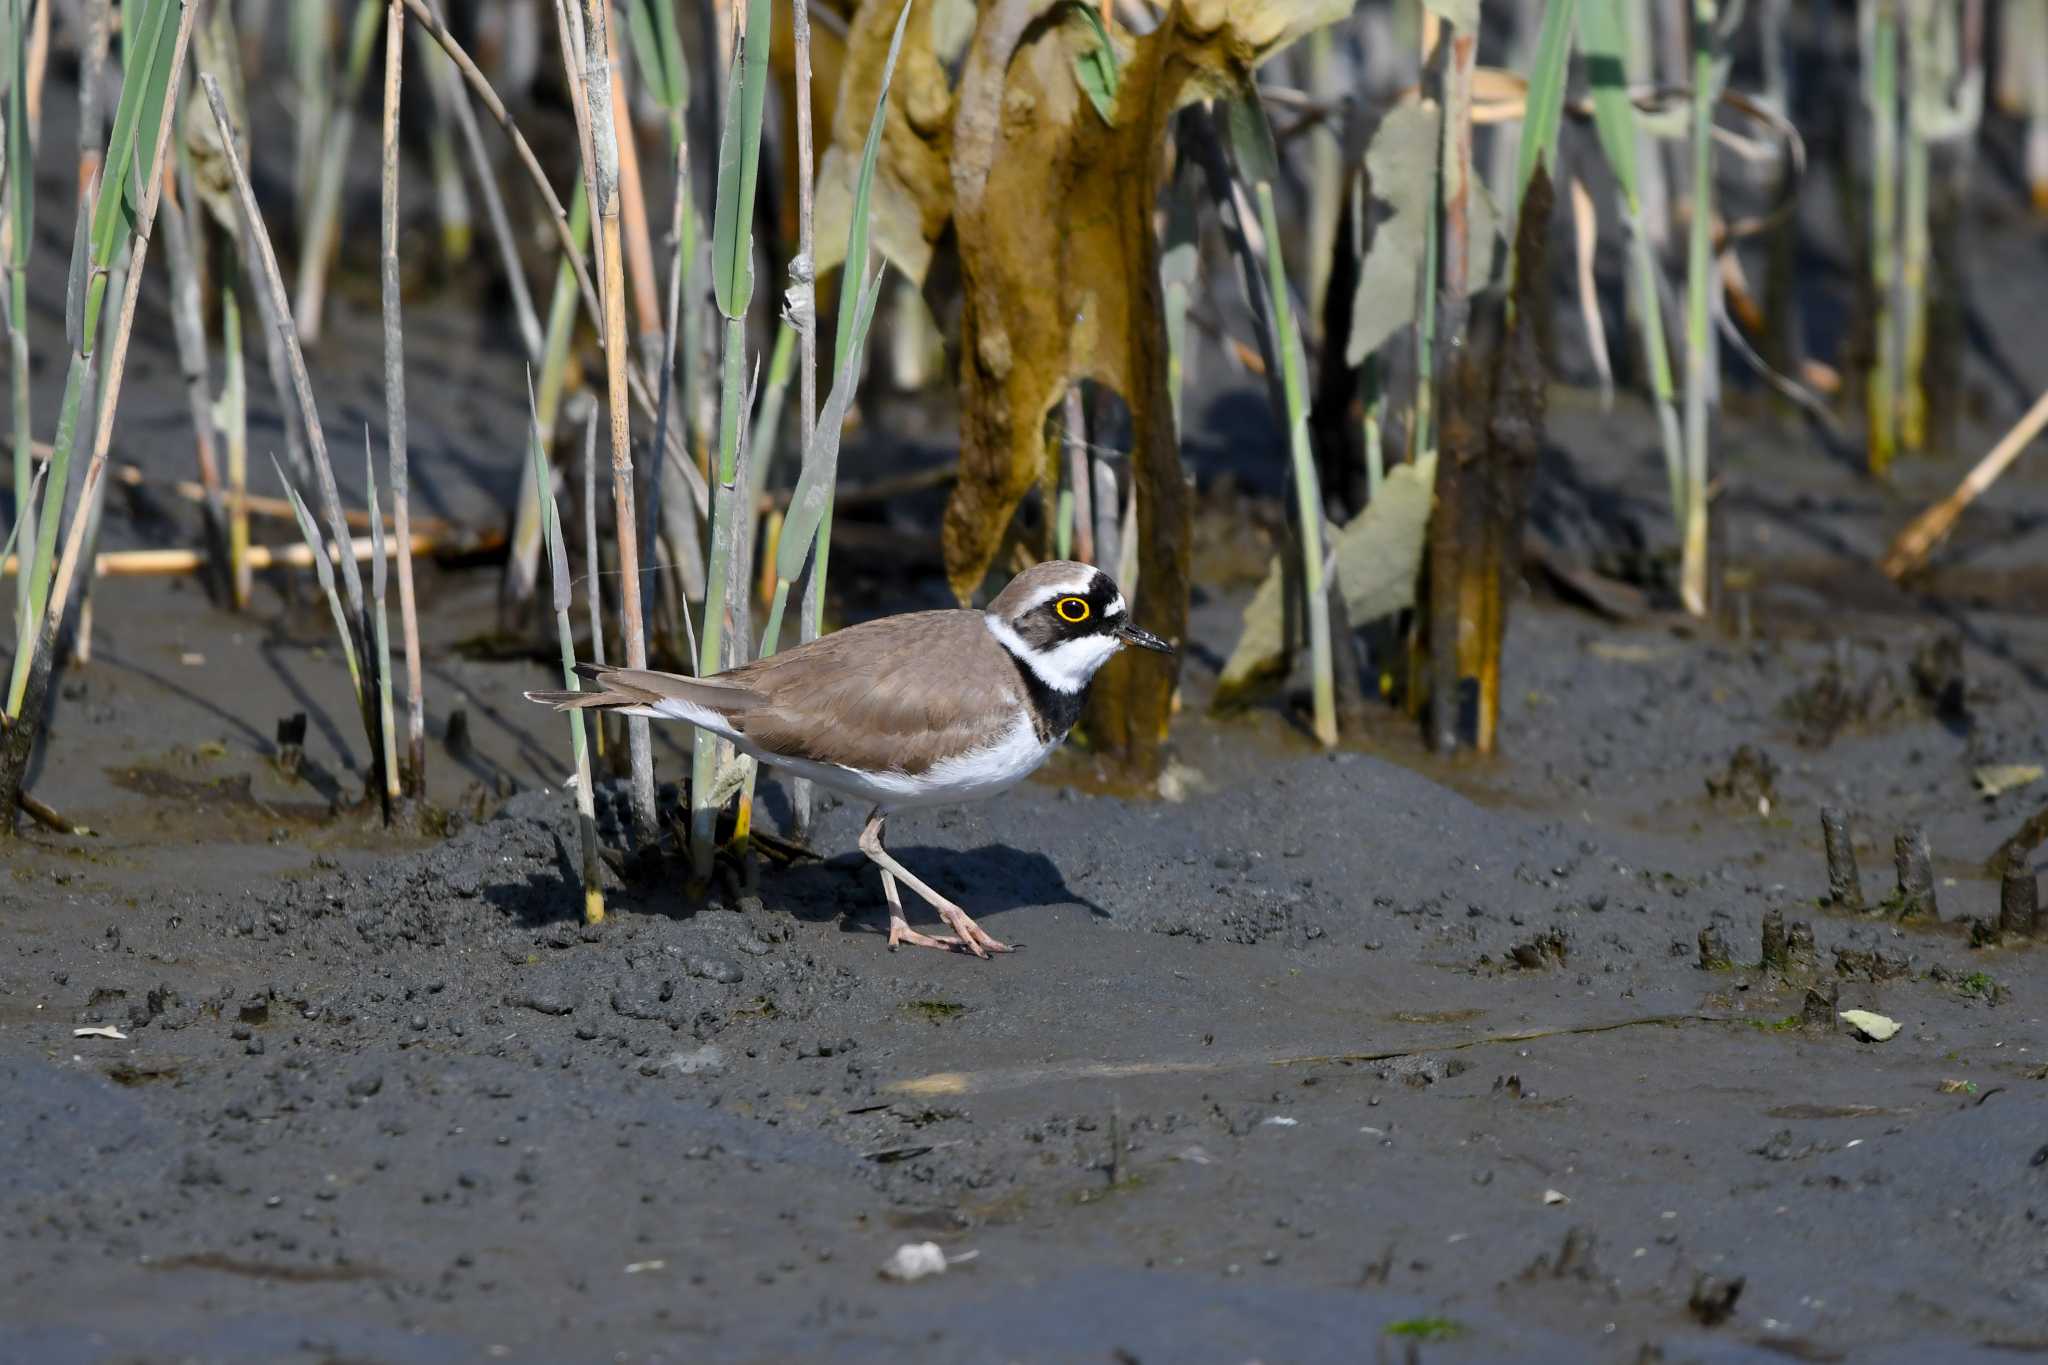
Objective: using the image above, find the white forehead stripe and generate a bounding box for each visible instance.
[1009,570,1100,616]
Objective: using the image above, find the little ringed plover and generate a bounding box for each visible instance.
[526,560,1173,957]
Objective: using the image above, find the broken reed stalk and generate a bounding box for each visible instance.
[293,0,380,345]
[220,275,251,605]
[4,0,32,629]
[1897,0,1932,454]
[1427,16,1478,751]
[382,0,425,796]
[1679,0,1718,617]
[1881,384,2048,578]
[530,380,603,924]
[691,0,772,877]
[1255,180,1335,748]
[1820,805,1864,908]
[568,0,658,847]
[1865,0,1901,476]
[1893,822,1937,919]
[0,0,194,830]
[1999,851,2036,938]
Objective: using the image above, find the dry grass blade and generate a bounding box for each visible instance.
[199,73,366,629]
[381,0,425,795]
[1882,386,2048,580]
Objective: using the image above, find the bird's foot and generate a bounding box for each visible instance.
[886,918,965,953]
[935,903,1009,958]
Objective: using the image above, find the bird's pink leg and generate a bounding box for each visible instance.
[880,865,960,952]
[859,808,1009,958]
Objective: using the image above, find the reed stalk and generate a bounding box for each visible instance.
[413,22,470,264]
[0,0,192,829]
[1064,385,1094,564]
[1256,181,1335,748]
[221,277,249,606]
[568,0,658,846]
[382,0,424,795]
[531,376,603,923]
[507,181,589,614]
[425,15,541,360]
[691,0,772,879]
[4,0,31,629]
[365,435,399,810]
[292,0,379,345]
[1679,0,1717,616]
[6,0,184,718]
[157,157,222,581]
[76,0,109,204]
[1580,0,1686,542]
[581,400,606,760]
[199,73,388,791]
[1865,0,1900,476]
[289,0,329,221]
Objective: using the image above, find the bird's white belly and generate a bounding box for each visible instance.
[756,715,1060,812]
[630,697,1060,812]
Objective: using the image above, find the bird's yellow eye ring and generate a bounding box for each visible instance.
[1055,596,1091,623]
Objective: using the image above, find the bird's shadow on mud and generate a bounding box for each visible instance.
[480,831,1107,936]
[772,844,1112,938]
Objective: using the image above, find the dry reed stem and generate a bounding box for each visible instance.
[1882,385,2048,580]
[402,0,693,482]
[17,438,462,534]
[200,74,367,630]
[789,0,818,838]
[382,0,425,794]
[424,7,542,360]
[3,529,493,578]
[604,5,660,345]
[571,0,658,844]
[156,161,223,544]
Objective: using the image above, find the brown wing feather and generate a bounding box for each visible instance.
[713,610,1025,775]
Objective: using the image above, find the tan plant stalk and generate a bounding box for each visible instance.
[789,0,819,839]
[382,0,425,795]
[567,0,658,843]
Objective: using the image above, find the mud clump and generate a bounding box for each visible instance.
[1706,745,1779,812]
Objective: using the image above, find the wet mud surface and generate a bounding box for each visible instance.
[9,49,2048,1365]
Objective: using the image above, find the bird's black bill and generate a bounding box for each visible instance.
[1115,622,1175,654]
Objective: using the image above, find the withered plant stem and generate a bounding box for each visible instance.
[568,0,657,844]
[790,0,819,838]
[382,0,425,795]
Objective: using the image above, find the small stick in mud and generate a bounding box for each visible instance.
[1801,980,1839,1031]
[1698,925,1733,971]
[1786,921,1820,976]
[1820,806,1863,909]
[2000,853,2038,939]
[1893,824,1938,920]
[274,713,307,779]
[1760,909,1787,971]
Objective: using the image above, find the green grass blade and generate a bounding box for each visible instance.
[1070,1,1119,125]
[82,0,175,356]
[1513,0,1574,210]
[710,0,771,320]
[274,455,363,703]
[1577,0,1639,210]
[626,0,687,114]
[833,0,912,372]
[778,265,883,583]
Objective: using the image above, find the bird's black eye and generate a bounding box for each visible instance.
[1055,596,1091,623]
